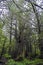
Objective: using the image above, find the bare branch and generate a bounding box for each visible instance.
[25,0,43,9]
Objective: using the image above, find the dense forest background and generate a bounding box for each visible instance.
[0,0,43,65]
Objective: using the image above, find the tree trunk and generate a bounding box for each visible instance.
[39,39,43,59]
[0,38,6,59]
[8,17,12,54]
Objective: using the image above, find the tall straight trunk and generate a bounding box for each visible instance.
[0,38,6,59]
[15,20,17,40]
[29,0,43,58]
[8,17,12,54]
[39,39,43,58]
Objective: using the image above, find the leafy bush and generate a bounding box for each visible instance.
[6,59,26,65]
[3,54,11,59]
[6,58,43,65]
[6,59,16,65]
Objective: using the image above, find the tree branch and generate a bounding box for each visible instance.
[25,0,43,9]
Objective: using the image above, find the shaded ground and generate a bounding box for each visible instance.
[0,57,43,65]
[0,57,7,65]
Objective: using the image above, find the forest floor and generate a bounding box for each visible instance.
[0,57,43,65]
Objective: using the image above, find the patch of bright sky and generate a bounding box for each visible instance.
[36,0,43,15]
[0,9,2,11]
[24,2,28,8]
[2,9,9,15]
[23,1,29,9]
[1,1,3,4]
[36,0,42,5]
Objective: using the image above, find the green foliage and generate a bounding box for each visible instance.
[23,58,43,65]
[3,54,11,59]
[6,58,43,65]
[6,59,25,65]
[0,0,43,64]
[6,59,16,65]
